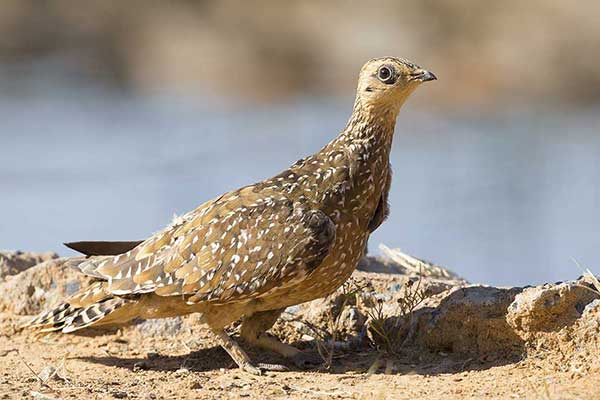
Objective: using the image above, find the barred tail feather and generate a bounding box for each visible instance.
[26,281,139,333]
[64,297,132,333]
[26,303,71,329]
[28,297,136,333]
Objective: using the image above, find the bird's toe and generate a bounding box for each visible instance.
[242,362,289,375]
[256,362,289,372]
[241,363,263,376]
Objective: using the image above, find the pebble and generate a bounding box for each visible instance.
[133,361,148,372]
[38,366,59,382]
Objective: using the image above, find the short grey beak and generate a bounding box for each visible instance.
[419,71,437,82]
[411,69,437,82]
[421,70,437,82]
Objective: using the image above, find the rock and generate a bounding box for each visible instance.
[359,247,466,298]
[279,251,467,349]
[507,279,599,339]
[411,278,599,356]
[0,251,58,280]
[30,392,58,400]
[583,298,600,316]
[359,246,465,283]
[0,257,91,316]
[523,292,600,375]
[38,366,57,382]
[38,365,67,383]
[0,312,21,336]
[577,300,600,345]
[358,255,407,275]
[339,306,367,339]
[175,367,190,376]
[413,286,524,355]
[290,274,597,359]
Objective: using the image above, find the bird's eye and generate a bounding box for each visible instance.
[377,66,395,84]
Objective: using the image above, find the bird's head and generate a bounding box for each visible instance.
[355,57,436,111]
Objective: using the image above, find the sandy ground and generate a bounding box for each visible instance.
[2,254,598,399]
[1,322,599,400]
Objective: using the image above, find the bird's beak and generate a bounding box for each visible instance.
[411,69,437,82]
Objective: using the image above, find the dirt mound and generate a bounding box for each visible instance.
[507,280,599,337]
[0,257,91,317]
[0,249,598,399]
[520,299,600,378]
[0,251,58,280]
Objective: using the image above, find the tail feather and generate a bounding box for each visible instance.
[26,303,71,328]
[25,281,138,333]
[61,297,132,333]
[64,240,143,257]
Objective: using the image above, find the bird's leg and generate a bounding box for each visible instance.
[211,328,258,374]
[210,328,288,375]
[241,309,297,357]
[240,309,321,369]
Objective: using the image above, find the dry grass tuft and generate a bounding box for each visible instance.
[312,279,367,369]
[297,248,447,372]
[364,273,428,356]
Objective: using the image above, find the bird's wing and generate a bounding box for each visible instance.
[76,186,335,304]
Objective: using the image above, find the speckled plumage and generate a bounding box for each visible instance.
[28,57,436,374]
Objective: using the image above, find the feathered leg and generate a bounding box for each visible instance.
[240,309,321,369]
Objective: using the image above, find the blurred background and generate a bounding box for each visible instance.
[0,0,598,286]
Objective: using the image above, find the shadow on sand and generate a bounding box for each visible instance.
[79,338,523,376]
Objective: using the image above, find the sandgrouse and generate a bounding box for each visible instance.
[27,57,436,374]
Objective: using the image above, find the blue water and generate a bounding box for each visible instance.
[1,85,599,286]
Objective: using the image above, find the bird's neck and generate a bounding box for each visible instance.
[315,97,399,225]
[337,97,400,153]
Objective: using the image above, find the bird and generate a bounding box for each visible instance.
[27,57,436,374]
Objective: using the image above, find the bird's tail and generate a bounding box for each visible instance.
[25,281,140,333]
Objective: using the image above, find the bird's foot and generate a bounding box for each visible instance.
[289,351,322,369]
[241,363,263,376]
[241,362,289,375]
[257,362,289,372]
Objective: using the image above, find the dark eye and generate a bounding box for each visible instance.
[377,66,395,84]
